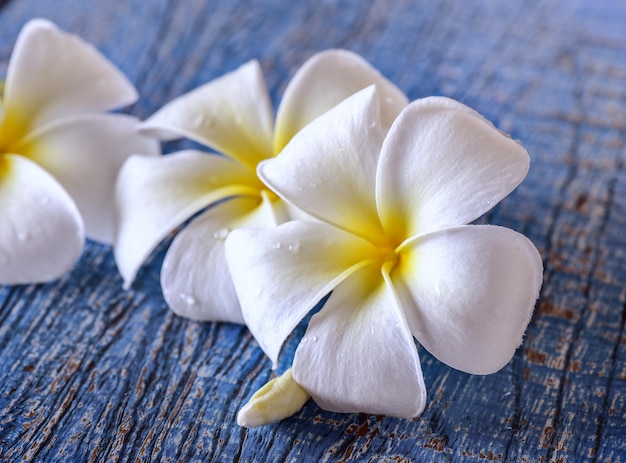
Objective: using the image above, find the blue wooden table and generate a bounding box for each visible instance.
[1,1,625,461]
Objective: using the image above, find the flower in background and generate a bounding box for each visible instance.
[0,19,159,285]
[226,87,543,422]
[114,49,407,323]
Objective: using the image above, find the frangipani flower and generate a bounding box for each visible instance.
[0,19,159,285]
[226,86,543,421]
[114,50,407,323]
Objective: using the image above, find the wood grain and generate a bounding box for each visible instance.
[0,0,625,461]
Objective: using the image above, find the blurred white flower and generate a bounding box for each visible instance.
[0,19,159,285]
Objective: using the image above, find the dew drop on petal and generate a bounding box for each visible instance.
[434,279,448,297]
[39,195,50,206]
[384,96,395,105]
[272,242,282,249]
[180,292,197,306]
[288,242,300,252]
[368,120,377,129]
[309,182,318,189]
[17,230,31,242]
[212,228,229,240]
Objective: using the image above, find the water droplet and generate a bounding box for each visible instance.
[272,242,282,249]
[384,96,395,105]
[434,279,447,297]
[288,242,300,252]
[39,195,50,206]
[368,120,377,128]
[309,182,318,189]
[212,228,229,240]
[180,293,196,306]
[310,335,318,342]
[17,230,30,242]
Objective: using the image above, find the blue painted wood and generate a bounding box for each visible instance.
[1,0,625,461]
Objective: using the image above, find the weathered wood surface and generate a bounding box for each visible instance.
[1,0,625,461]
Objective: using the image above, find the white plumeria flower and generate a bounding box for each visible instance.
[114,50,407,323]
[0,19,159,285]
[226,86,543,421]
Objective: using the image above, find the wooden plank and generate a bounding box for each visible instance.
[0,0,625,461]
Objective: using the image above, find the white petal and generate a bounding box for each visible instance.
[274,49,408,152]
[161,195,284,324]
[114,150,260,288]
[377,97,530,242]
[0,155,84,284]
[18,114,160,244]
[4,19,137,133]
[225,220,379,366]
[260,87,385,244]
[395,225,543,374]
[284,202,319,223]
[292,263,426,418]
[141,60,274,169]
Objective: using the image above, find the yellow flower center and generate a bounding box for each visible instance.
[378,244,401,277]
[0,153,9,180]
[261,186,279,203]
[0,102,29,164]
